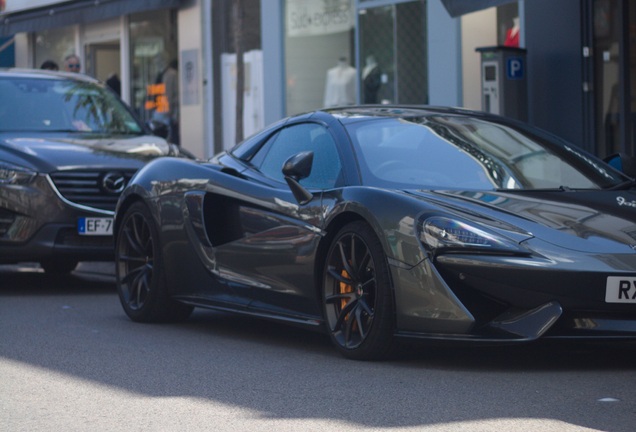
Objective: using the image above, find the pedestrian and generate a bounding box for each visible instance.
[106,73,121,96]
[63,54,81,73]
[40,60,59,71]
[159,59,180,145]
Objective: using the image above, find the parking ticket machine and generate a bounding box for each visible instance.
[476,46,527,121]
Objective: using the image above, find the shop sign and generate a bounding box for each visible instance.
[134,37,164,58]
[286,0,354,37]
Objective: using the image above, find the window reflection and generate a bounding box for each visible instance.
[33,27,74,74]
[0,78,143,134]
[129,9,178,122]
[347,115,619,190]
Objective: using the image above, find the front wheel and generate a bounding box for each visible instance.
[322,221,395,360]
[115,201,193,322]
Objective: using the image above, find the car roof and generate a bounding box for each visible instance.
[0,68,100,84]
[320,105,491,122]
[311,105,531,131]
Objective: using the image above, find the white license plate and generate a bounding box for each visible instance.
[605,276,636,303]
[78,217,113,236]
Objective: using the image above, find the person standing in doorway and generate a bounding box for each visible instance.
[40,60,59,71]
[106,73,122,96]
[161,59,180,145]
[63,54,81,73]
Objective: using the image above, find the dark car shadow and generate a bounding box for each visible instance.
[0,262,116,295]
[393,338,636,371]
[179,308,636,371]
[180,308,335,353]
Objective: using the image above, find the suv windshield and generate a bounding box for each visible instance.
[0,77,144,134]
[346,115,625,190]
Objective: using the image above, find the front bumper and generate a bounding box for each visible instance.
[391,247,636,342]
[0,174,115,263]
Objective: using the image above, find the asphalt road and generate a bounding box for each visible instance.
[1,263,635,432]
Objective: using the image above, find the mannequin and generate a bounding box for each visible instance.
[362,55,382,104]
[504,17,520,47]
[324,57,356,107]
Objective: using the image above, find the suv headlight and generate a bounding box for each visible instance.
[0,162,37,185]
[419,216,527,255]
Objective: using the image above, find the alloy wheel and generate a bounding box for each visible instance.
[117,210,155,311]
[324,231,378,350]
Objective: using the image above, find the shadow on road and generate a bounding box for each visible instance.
[1,262,634,431]
[178,308,636,372]
[0,262,115,295]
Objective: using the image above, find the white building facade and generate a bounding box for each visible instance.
[3,1,633,159]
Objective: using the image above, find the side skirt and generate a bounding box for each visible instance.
[173,295,325,330]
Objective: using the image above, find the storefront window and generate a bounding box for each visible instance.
[33,27,75,71]
[285,0,355,115]
[590,0,636,156]
[213,0,262,149]
[359,6,392,104]
[129,9,178,124]
[359,1,427,105]
[497,3,520,47]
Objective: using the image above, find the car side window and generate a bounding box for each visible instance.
[256,123,342,189]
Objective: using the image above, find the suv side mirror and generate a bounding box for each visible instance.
[604,153,636,178]
[146,120,169,139]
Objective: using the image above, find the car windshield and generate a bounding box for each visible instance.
[0,76,144,134]
[346,115,625,190]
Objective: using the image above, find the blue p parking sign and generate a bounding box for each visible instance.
[507,57,524,80]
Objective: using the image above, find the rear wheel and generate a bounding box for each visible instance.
[322,221,395,360]
[115,201,193,322]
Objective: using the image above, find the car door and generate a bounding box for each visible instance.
[213,121,344,320]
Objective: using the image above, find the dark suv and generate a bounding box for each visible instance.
[0,68,190,273]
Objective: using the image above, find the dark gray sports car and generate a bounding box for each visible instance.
[0,69,189,273]
[114,106,636,359]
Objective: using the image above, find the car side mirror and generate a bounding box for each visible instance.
[282,151,313,180]
[282,151,314,204]
[146,119,169,139]
[604,153,636,178]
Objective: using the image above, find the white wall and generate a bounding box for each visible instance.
[14,34,30,67]
[261,1,285,128]
[221,50,265,150]
[461,9,497,111]
[178,0,206,159]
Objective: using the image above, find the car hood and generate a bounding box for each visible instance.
[411,189,636,253]
[0,133,172,172]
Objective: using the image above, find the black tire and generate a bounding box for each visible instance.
[322,221,395,360]
[115,201,193,322]
[40,259,78,274]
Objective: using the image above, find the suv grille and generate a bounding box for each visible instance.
[49,170,137,212]
[0,208,16,237]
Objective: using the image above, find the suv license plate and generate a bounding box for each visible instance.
[606,276,636,303]
[78,217,113,236]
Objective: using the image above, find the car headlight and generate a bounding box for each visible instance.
[419,216,525,255]
[0,162,37,185]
